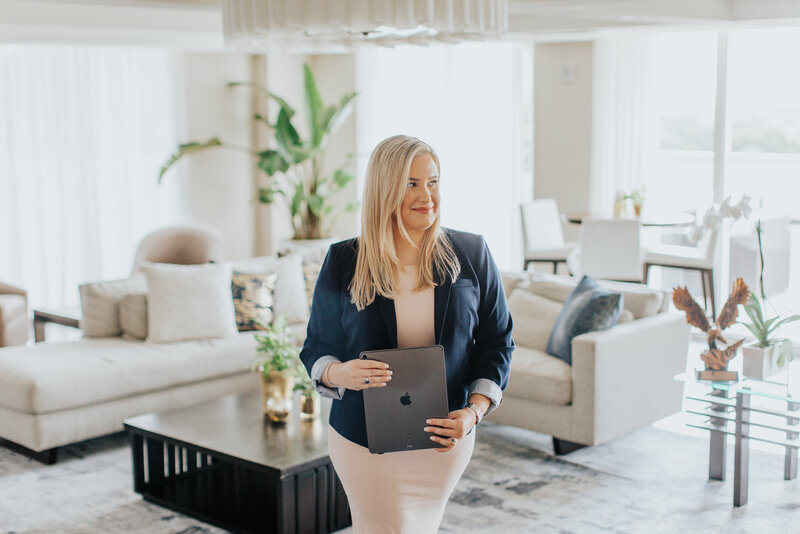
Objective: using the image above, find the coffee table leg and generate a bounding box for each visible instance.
[709,388,730,481]
[733,391,750,507]
[786,400,799,480]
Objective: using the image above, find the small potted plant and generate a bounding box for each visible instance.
[739,220,800,379]
[252,314,301,423]
[626,187,646,217]
[294,369,320,420]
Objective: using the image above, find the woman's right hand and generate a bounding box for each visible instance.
[327,359,392,391]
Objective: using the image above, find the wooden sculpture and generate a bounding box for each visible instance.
[673,278,750,381]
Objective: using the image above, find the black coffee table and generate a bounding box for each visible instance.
[123,391,351,534]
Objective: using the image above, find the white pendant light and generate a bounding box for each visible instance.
[222,0,508,50]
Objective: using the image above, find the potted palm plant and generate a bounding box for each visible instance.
[159,64,358,241]
[740,219,800,379]
[252,314,302,423]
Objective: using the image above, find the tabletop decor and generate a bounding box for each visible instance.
[740,220,800,379]
[252,314,301,423]
[688,194,752,243]
[673,277,750,381]
[159,64,358,240]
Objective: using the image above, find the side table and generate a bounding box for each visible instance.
[32,307,81,342]
[678,371,800,506]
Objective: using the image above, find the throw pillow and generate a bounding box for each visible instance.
[506,289,563,352]
[142,262,238,343]
[231,271,278,331]
[230,253,309,323]
[546,275,623,365]
[78,274,147,337]
[119,293,148,340]
[301,255,324,308]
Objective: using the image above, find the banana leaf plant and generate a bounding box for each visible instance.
[159,64,359,240]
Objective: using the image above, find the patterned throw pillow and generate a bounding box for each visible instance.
[231,272,278,331]
[546,275,623,365]
[301,256,324,308]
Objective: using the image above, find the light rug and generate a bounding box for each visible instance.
[0,421,795,533]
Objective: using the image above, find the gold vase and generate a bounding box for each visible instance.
[259,369,295,423]
[300,392,320,420]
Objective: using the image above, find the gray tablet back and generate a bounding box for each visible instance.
[360,345,449,454]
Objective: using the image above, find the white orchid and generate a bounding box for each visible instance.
[689,194,752,243]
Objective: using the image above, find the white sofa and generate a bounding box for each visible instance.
[0,254,312,464]
[0,334,261,463]
[489,272,690,454]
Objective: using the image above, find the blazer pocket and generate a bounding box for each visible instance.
[452,278,475,288]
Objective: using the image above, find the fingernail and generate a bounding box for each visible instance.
[430,436,436,441]
[424,427,430,432]
[380,383,387,387]
[384,364,389,369]
[387,371,393,375]
[426,419,432,424]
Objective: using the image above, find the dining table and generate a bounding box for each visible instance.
[564,212,695,228]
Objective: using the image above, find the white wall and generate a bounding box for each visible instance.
[534,41,594,242]
[177,51,254,261]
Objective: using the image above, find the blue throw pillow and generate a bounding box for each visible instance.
[546,275,624,365]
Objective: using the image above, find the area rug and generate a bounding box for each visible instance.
[0,420,794,533]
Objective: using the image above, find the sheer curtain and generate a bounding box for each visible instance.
[354,42,529,270]
[589,32,657,216]
[0,45,188,309]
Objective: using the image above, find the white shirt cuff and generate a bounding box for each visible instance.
[467,378,503,416]
[310,355,346,400]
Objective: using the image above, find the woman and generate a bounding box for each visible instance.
[300,135,514,533]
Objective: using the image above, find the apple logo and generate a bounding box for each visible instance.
[400,392,412,406]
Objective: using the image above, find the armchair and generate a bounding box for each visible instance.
[0,281,29,347]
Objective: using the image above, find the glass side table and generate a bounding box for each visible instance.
[676,369,800,506]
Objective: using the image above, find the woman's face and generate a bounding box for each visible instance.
[399,153,439,237]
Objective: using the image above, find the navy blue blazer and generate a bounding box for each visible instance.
[299,229,514,448]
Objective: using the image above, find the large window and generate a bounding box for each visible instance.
[0,45,186,309]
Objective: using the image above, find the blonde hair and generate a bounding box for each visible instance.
[350,135,460,311]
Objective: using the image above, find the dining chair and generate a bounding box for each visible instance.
[520,199,577,273]
[0,281,29,347]
[568,219,643,283]
[131,223,225,274]
[643,228,718,319]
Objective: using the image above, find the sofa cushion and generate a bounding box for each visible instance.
[79,274,147,337]
[506,346,572,405]
[507,289,562,351]
[231,253,309,324]
[0,333,259,414]
[231,271,278,331]
[500,271,529,299]
[527,272,663,319]
[120,293,148,340]
[143,262,238,344]
[546,275,623,365]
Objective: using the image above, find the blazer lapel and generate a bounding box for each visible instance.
[377,295,398,348]
[434,270,453,345]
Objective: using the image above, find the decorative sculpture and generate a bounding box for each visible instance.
[673,278,750,381]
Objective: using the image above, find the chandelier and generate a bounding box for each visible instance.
[222,0,508,50]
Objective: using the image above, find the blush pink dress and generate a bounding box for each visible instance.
[328,265,475,533]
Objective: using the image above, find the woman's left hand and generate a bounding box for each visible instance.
[424,409,475,453]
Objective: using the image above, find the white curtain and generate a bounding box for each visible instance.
[354,42,529,270]
[0,45,188,309]
[589,32,657,216]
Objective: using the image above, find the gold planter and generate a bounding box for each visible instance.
[299,392,320,420]
[259,369,295,424]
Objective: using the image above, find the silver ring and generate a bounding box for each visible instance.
[364,377,370,385]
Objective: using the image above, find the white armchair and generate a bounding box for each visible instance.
[491,272,690,454]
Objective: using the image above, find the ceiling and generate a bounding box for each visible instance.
[3,0,800,48]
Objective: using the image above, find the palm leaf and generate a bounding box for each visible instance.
[228,81,295,118]
[303,64,325,149]
[158,138,222,182]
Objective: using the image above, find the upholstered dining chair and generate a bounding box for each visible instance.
[131,224,225,274]
[520,199,577,273]
[0,281,29,347]
[567,219,643,283]
[643,228,717,319]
